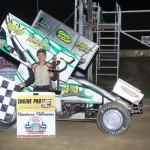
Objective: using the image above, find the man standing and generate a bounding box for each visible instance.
[20,49,53,92]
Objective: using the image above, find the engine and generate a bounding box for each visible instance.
[56,100,99,119]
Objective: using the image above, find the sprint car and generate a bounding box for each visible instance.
[0,76,144,135]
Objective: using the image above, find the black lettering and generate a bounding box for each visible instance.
[18,99,32,104]
[33,99,41,104]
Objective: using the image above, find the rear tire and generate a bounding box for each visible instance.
[97,102,130,135]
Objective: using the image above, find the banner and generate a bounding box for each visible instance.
[16,92,56,138]
[32,10,99,70]
[141,36,150,44]
[0,13,80,82]
[0,56,18,80]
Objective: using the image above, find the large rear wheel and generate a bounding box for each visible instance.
[97,102,130,135]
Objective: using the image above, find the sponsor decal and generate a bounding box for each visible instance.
[121,86,139,98]
[17,95,56,112]
[63,85,80,96]
[41,99,51,108]
[24,116,47,134]
[75,41,91,53]
[56,29,72,44]
[26,35,50,50]
[7,19,25,35]
[37,17,52,30]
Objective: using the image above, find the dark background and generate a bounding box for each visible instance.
[0,0,150,50]
[0,0,149,96]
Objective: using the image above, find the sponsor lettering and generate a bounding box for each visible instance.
[18,99,32,104]
[27,35,45,50]
[121,86,139,98]
[37,17,52,30]
[17,98,51,106]
[57,29,72,44]
[7,19,25,35]
[76,41,91,53]
[64,85,79,94]
[18,112,54,116]
[63,85,80,96]
[18,135,55,138]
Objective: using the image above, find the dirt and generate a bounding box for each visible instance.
[0,98,150,150]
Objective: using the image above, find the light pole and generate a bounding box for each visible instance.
[87,0,93,81]
[37,0,39,14]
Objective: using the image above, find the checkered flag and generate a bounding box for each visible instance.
[0,76,21,122]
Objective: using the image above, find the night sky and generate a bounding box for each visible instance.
[0,0,150,49]
[1,0,150,26]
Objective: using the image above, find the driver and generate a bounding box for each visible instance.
[19,49,53,92]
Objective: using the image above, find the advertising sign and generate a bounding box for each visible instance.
[0,13,80,82]
[141,36,150,44]
[16,92,56,138]
[32,10,99,70]
[0,56,18,80]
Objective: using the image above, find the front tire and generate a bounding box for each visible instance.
[97,102,130,135]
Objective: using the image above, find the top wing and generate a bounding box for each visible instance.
[0,13,80,82]
[32,10,99,70]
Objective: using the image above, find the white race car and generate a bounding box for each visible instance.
[0,76,143,136]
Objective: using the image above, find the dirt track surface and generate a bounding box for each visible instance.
[0,98,150,150]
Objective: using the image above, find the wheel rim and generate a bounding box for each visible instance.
[102,109,123,130]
